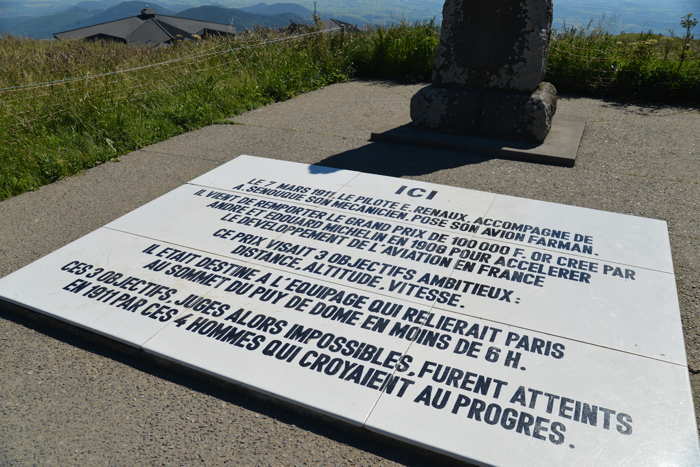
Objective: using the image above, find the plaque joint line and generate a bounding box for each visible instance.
[430,303,689,368]
[100,225,449,316]
[102,225,688,369]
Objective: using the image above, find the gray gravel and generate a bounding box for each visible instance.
[0,81,698,465]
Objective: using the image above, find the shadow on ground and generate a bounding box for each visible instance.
[559,91,700,115]
[601,99,700,116]
[311,141,492,177]
[0,303,471,467]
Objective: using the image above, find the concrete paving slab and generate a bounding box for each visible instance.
[230,81,423,140]
[143,122,366,163]
[560,98,700,182]
[0,80,698,465]
[575,119,699,181]
[0,317,412,466]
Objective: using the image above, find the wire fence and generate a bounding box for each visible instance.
[547,34,700,93]
[1,25,696,125]
[0,26,343,128]
[3,50,241,109]
[8,57,248,124]
[0,27,341,95]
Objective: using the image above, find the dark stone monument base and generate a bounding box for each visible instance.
[411,82,558,143]
[370,113,584,167]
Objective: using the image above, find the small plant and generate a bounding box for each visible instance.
[545,21,700,101]
[312,1,321,29]
[347,21,439,82]
[679,13,698,68]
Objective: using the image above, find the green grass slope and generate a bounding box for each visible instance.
[0,22,698,200]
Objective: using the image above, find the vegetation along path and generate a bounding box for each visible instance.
[0,20,698,200]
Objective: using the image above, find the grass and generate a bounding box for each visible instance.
[548,25,700,101]
[0,31,353,199]
[345,21,438,82]
[0,20,698,200]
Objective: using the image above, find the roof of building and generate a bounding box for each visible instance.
[54,8,236,45]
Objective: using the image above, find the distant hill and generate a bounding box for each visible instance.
[238,2,369,27]
[175,5,309,30]
[1,0,696,37]
[239,2,312,18]
[0,1,314,39]
[0,16,31,31]
[0,2,175,38]
[76,2,174,26]
[236,2,364,26]
[73,0,125,12]
[0,7,96,38]
[0,1,362,40]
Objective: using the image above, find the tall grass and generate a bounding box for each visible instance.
[344,20,700,101]
[547,25,700,101]
[0,31,353,200]
[346,21,438,82]
[0,21,698,200]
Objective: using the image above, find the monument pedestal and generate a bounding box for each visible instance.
[371,112,584,167]
[411,82,558,143]
[412,0,563,146]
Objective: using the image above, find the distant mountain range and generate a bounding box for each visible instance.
[1,6,100,38]
[177,5,307,30]
[0,1,313,39]
[0,0,695,38]
[240,2,311,17]
[87,1,176,24]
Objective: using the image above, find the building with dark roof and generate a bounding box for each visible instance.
[54,8,235,46]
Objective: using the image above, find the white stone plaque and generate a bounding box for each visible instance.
[0,155,697,465]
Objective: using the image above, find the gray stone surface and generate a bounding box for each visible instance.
[0,82,698,465]
[410,85,481,131]
[482,81,557,142]
[416,0,557,142]
[434,0,553,91]
[411,81,558,142]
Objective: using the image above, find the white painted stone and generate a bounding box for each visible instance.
[189,154,360,193]
[0,229,180,345]
[442,242,687,364]
[329,170,497,218]
[365,309,699,466]
[106,184,286,259]
[483,194,674,272]
[142,280,418,426]
[0,155,696,465]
